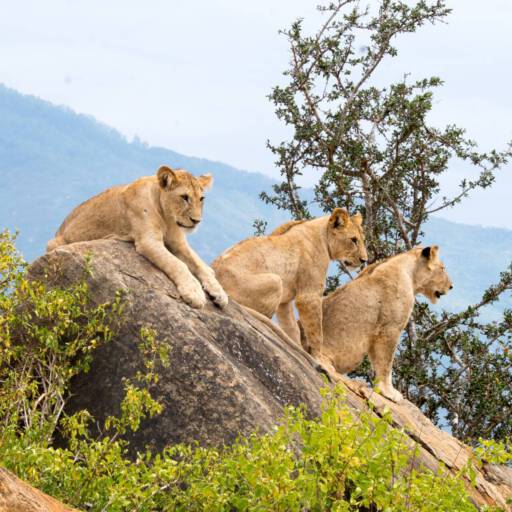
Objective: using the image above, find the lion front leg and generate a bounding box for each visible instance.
[135,237,207,309]
[368,333,403,402]
[196,265,229,308]
[171,241,228,308]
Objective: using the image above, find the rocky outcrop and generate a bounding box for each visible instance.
[29,240,325,451]
[0,467,78,512]
[29,240,512,510]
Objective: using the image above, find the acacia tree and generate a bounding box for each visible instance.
[263,0,512,442]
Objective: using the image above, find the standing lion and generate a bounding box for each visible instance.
[47,165,228,310]
[212,209,368,358]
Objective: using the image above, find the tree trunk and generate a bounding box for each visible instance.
[0,467,78,512]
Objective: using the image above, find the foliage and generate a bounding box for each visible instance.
[0,230,503,510]
[252,218,268,236]
[1,387,493,511]
[264,0,512,442]
[474,437,512,467]
[0,230,123,439]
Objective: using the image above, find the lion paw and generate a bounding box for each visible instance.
[202,277,229,308]
[378,386,403,403]
[314,354,337,374]
[177,277,207,309]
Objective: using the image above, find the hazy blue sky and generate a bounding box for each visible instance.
[1,0,511,227]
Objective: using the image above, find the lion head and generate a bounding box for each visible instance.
[326,208,368,270]
[415,245,453,304]
[157,166,213,233]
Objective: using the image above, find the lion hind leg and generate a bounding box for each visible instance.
[46,236,66,253]
[276,301,301,346]
[224,271,283,318]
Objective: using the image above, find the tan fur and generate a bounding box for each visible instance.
[270,219,307,235]
[212,209,368,357]
[321,246,453,402]
[46,166,228,309]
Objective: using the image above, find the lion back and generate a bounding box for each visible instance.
[270,219,307,236]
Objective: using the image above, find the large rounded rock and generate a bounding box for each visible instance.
[30,240,324,452]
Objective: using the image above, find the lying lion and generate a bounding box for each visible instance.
[212,209,368,357]
[47,166,228,309]
[321,245,453,402]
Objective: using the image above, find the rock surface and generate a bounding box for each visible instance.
[30,240,325,451]
[29,240,512,510]
[0,467,78,512]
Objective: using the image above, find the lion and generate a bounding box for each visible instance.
[320,245,453,402]
[46,165,228,310]
[212,209,368,357]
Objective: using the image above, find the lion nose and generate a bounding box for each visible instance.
[450,285,453,290]
[190,218,201,225]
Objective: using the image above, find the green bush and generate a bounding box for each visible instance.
[0,230,122,438]
[0,230,507,511]
[2,389,500,512]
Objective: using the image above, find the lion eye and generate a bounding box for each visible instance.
[181,194,190,203]
[351,237,358,245]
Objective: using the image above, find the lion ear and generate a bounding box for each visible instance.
[352,212,363,226]
[329,208,350,229]
[157,166,177,190]
[421,245,439,260]
[198,173,213,190]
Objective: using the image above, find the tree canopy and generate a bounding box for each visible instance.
[264,0,512,443]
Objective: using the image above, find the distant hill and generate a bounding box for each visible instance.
[1,83,511,318]
[0,84,289,263]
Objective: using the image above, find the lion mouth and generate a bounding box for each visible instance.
[434,291,445,299]
[177,222,195,229]
[342,260,361,271]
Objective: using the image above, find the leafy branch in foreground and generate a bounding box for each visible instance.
[264,0,512,443]
[2,383,498,512]
[0,230,123,439]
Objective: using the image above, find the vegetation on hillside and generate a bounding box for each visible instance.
[263,0,512,443]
